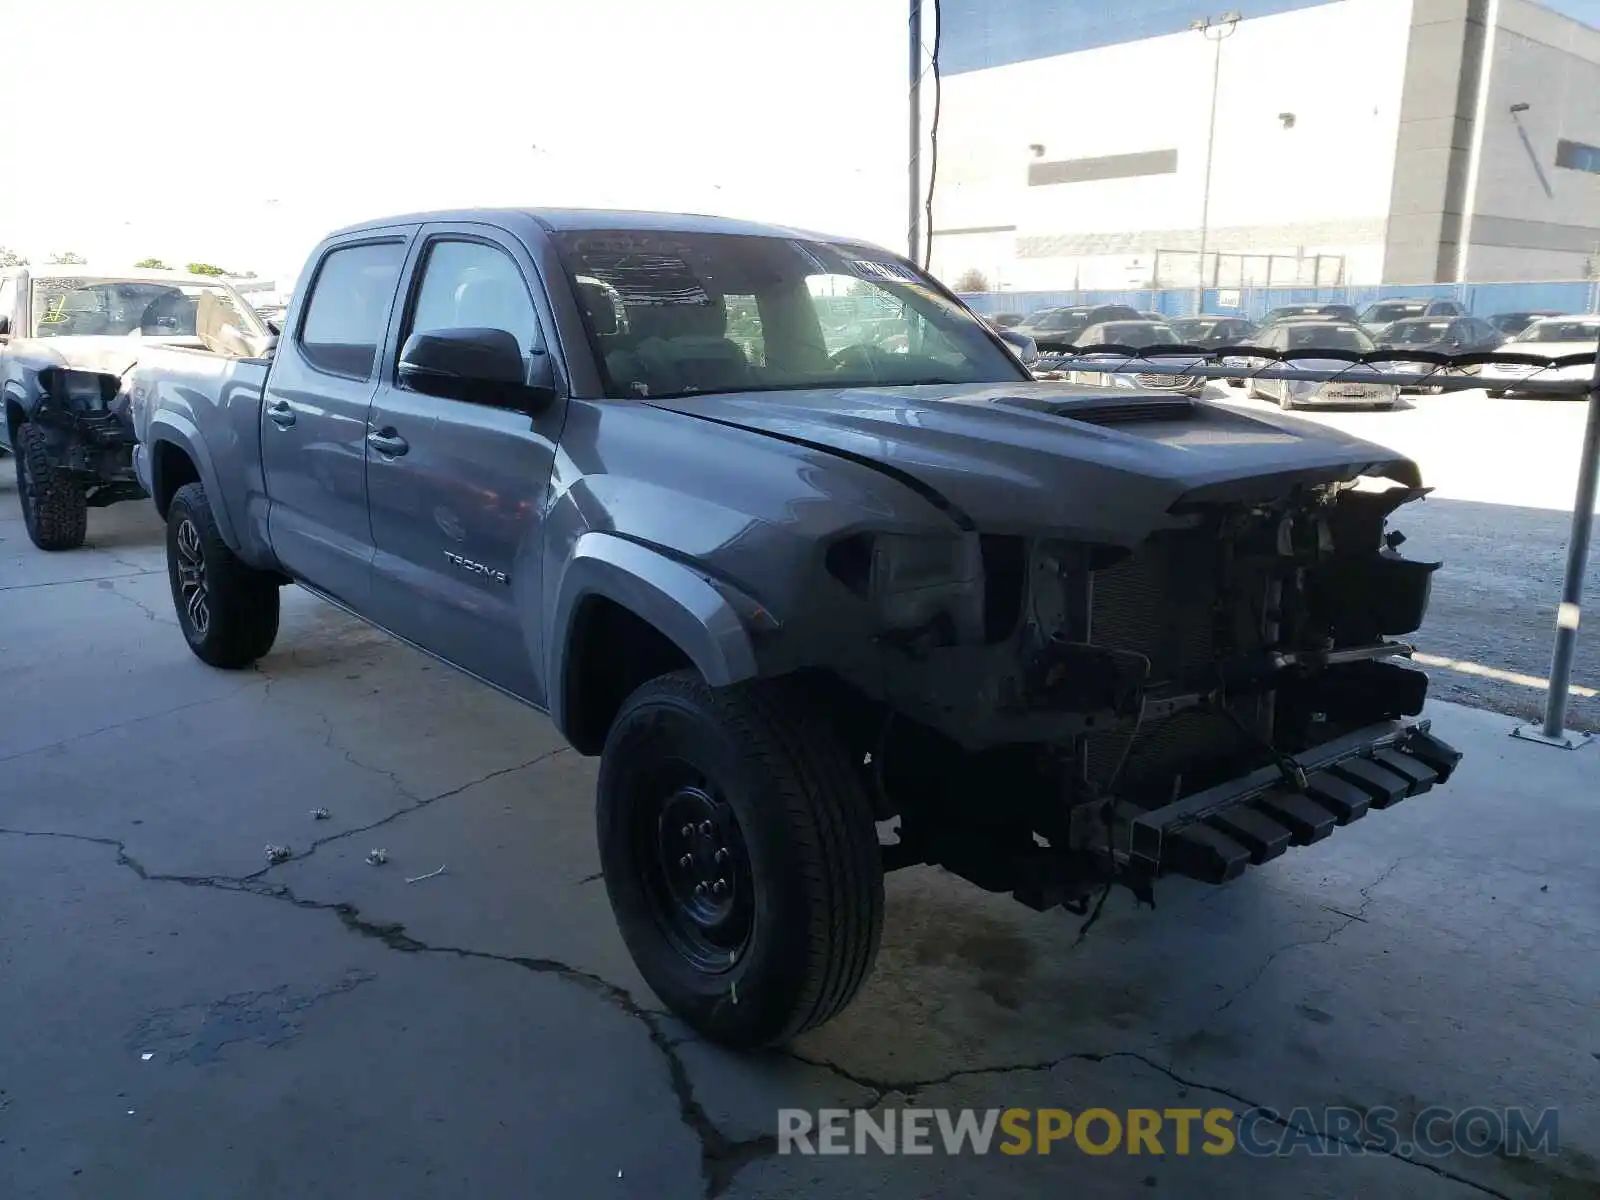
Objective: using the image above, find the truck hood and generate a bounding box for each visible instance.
[3,335,191,379]
[644,383,1422,543]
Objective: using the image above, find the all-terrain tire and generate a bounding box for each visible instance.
[597,670,884,1048]
[15,422,88,551]
[167,481,280,668]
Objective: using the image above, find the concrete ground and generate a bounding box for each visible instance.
[2,396,1599,1198]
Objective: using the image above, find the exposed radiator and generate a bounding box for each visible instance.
[1084,532,1266,794]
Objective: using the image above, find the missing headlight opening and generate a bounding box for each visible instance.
[822,477,1448,918]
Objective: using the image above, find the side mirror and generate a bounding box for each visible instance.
[998,329,1040,366]
[398,327,554,411]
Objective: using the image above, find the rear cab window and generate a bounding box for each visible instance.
[297,241,408,379]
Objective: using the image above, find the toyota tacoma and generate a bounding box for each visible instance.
[130,208,1460,1047]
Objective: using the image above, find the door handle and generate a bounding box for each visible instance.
[367,429,409,457]
[267,400,296,428]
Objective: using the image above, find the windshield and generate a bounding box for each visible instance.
[1387,320,1452,345]
[1282,324,1375,352]
[1025,309,1085,331]
[553,230,1026,399]
[30,277,260,339]
[1084,321,1177,348]
[1520,318,1600,344]
[1362,302,1425,323]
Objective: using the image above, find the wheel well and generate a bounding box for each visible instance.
[563,596,695,755]
[151,440,201,518]
[5,399,24,442]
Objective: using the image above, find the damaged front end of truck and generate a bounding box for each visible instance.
[745,393,1466,916]
[5,358,146,549]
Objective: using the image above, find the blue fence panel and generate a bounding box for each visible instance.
[959,280,1599,323]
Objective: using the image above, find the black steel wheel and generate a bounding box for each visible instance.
[598,670,883,1048]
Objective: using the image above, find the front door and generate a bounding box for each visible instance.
[364,225,566,703]
[260,235,410,608]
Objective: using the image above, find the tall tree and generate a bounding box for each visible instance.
[953,268,990,293]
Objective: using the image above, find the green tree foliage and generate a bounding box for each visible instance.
[186,262,228,276]
[134,257,170,269]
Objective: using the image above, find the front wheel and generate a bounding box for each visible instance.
[166,481,280,668]
[15,422,88,551]
[597,671,884,1048]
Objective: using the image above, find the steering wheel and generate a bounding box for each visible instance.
[829,343,884,372]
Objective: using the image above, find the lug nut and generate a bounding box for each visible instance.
[714,848,729,864]
[694,882,708,896]
[679,854,693,868]
[681,824,693,838]
[698,821,713,836]
[712,879,727,895]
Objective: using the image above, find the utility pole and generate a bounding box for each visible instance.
[908,0,923,264]
[1192,12,1240,315]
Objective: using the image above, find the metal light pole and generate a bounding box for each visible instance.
[1192,12,1240,315]
[1515,341,1600,749]
[908,0,923,263]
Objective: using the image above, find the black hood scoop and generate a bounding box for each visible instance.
[992,393,1197,425]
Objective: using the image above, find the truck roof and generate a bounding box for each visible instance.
[327,207,868,248]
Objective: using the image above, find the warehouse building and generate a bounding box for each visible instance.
[930,0,1600,290]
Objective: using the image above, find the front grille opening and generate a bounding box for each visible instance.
[980,534,1027,643]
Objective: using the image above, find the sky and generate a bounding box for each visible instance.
[0,0,911,286]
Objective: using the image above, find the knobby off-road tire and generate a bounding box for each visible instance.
[597,670,884,1048]
[15,422,88,551]
[167,481,280,668]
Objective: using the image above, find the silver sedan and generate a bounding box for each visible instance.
[1242,320,1399,410]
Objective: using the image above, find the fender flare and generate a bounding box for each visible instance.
[547,531,760,738]
[144,414,243,552]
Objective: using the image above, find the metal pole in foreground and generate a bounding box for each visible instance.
[1515,344,1600,749]
[908,0,923,264]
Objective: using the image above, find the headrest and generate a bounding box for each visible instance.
[453,277,523,332]
[576,280,617,336]
[629,297,725,341]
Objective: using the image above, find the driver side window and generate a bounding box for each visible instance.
[404,239,543,365]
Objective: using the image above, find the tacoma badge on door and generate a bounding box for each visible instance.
[443,550,509,584]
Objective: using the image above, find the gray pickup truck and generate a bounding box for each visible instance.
[131,208,1460,1048]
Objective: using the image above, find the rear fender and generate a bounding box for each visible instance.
[144,413,242,552]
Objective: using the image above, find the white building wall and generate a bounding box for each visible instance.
[931,0,1416,291]
[1463,0,1600,281]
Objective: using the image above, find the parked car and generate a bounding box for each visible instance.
[1168,314,1259,349]
[1377,315,1502,354]
[1375,315,1504,391]
[1014,303,1142,347]
[1258,303,1360,331]
[988,311,1024,329]
[0,264,271,549]
[1485,310,1563,338]
[1241,320,1398,409]
[131,206,1460,1049]
[1357,298,1466,340]
[1052,319,1206,397]
[1138,310,1168,323]
[1478,314,1600,397]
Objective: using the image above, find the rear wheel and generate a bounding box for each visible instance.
[597,671,884,1048]
[14,422,88,551]
[166,481,280,668]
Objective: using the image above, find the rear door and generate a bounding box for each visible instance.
[363,222,567,703]
[260,234,411,609]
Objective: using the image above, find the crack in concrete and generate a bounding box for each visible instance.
[0,682,262,767]
[0,826,768,1199]
[101,581,168,625]
[1,830,1513,1198]
[1211,854,1413,1015]
[260,745,574,873]
[0,568,163,593]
